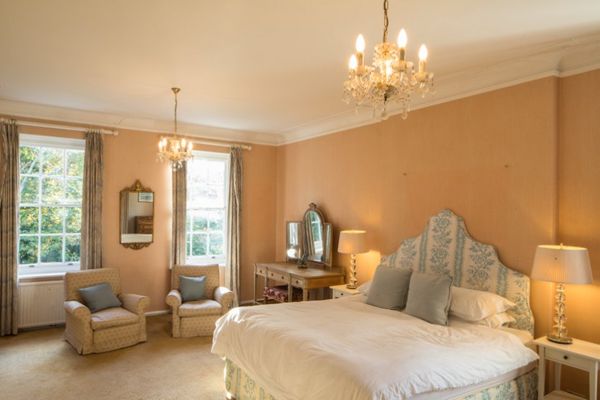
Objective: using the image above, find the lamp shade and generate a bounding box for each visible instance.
[531,245,593,284]
[338,230,367,254]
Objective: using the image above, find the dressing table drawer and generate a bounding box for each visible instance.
[291,277,305,288]
[268,270,288,282]
[255,265,267,277]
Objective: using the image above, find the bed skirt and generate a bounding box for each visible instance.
[224,358,537,400]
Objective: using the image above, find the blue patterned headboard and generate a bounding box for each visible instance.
[380,209,534,334]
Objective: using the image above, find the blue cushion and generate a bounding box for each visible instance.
[179,275,207,302]
[78,282,122,313]
[366,265,412,310]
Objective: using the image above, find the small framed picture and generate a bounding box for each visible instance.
[138,192,154,203]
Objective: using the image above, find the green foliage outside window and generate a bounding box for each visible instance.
[18,145,84,266]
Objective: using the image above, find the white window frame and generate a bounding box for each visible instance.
[18,134,85,277]
[185,150,230,266]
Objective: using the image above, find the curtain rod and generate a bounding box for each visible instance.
[1,118,118,136]
[1,118,252,149]
[191,139,252,151]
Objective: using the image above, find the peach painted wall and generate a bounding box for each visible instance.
[102,131,277,309]
[9,122,277,310]
[275,77,559,339]
[556,69,600,396]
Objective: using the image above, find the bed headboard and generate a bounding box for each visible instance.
[380,209,534,334]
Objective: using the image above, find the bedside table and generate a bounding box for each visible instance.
[330,284,360,299]
[535,336,600,400]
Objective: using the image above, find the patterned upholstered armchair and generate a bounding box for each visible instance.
[166,265,234,338]
[64,268,149,355]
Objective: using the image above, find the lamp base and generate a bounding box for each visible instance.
[547,335,573,345]
[346,283,357,289]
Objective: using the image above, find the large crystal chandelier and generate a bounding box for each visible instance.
[157,87,193,170]
[343,0,434,119]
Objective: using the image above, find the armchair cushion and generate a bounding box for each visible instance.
[178,299,222,317]
[78,282,122,313]
[179,275,207,302]
[91,307,139,330]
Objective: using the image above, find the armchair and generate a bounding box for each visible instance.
[166,265,234,338]
[64,268,149,354]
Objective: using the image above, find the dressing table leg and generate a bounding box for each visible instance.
[302,289,308,302]
[287,281,293,302]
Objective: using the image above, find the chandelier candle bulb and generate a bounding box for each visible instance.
[349,54,358,71]
[355,34,365,65]
[418,44,428,74]
[397,29,407,60]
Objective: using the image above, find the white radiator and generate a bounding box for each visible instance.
[18,280,65,328]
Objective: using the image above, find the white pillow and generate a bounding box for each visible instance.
[357,281,371,295]
[474,312,515,328]
[450,286,515,321]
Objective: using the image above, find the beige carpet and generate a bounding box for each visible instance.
[0,315,226,400]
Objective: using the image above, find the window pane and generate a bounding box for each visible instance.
[42,177,64,203]
[186,233,191,256]
[65,207,81,233]
[20,176,39,203]
[66,151,84,176]
[40,207,64,233]
[65,178,83,202]
[19,236,38,264]
[191,234,207,256]
[19,207,39,234]
[209,233,224,255]
[20,146,40,174]
[187,158,226,208]
[41,148,64,175]
[208,210,224,231]
[65,236,80,262]
[193,214,208,231]
[40,236,62,263]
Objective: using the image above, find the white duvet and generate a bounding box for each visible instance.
[211,296,538,400]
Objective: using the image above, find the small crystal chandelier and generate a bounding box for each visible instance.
[343,0,434,119]
[157,87,193,170]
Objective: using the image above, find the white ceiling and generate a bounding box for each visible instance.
[1,0,600,145]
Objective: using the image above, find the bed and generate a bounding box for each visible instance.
[212,209,539,400]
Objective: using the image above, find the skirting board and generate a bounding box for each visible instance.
[146,309,169,317]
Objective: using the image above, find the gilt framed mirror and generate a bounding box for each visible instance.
[119,180,154,249]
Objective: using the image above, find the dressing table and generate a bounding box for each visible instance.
[253,203,344,304]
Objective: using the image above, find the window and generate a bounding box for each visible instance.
[186,151,230,265]
[18,134,85,276]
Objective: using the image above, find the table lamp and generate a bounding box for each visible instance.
[531,244,593,344]
[338,230,367,289]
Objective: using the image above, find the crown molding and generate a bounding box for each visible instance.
[0,98,283,146]
[279,32,600,145]
[1,33,599,147]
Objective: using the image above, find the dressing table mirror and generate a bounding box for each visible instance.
[119,180,154,249]
[257,203,342,304]
[302,203,332,268]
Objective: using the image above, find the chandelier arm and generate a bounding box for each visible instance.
[382,0,389,43]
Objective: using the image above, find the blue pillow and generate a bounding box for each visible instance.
[179,275,207,302]
[78,282,122,313]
